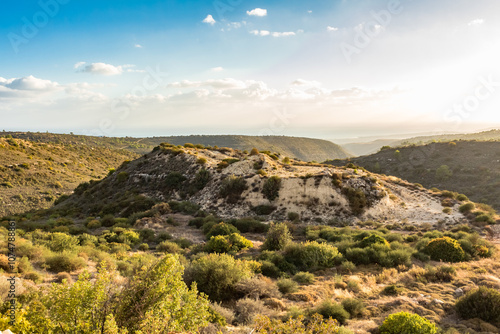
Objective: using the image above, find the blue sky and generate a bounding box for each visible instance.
[1,0,500,140]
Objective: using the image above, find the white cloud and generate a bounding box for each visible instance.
[74,62,86,69]
[251,30,296,37]
[168,78,248,90]
[203,15,216,25]
[211,67,224,72]
[1,75,59,91]
[272,32,295,37]
[0,75,61,98]
[308,10,312,14]
[75,62,124,75]
[250,30,270,36]
[468,19,484,26]
[134,44,143,48]
[291,79,322,87]
[327,26,339,32]
[247,8,267,17]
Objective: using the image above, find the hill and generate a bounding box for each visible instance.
[342,139,400,157]
[0,135,139,216]
[140,135,352,162]
[326,140,500,211]
[5,132,352,162]
[54,143,473,226]
[342,129,500,157]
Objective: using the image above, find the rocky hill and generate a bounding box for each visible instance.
[326,141,500,212]
[55,144,472,227]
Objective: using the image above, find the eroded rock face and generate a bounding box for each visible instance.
[66,145,467,226]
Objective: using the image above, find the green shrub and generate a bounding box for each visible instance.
[168,201,200,214]
[48,232,80,252]
[55,271,73,283]
[259,260,281,278]
[340,261,356,273]
[436,165,452,181]
[231,218,268,233]
[253,314,343,333]
[206,222,239,238]
[193,168,210,190]
[205,233,253,253]
[253,205,277,215]
[45,252,86,273]
[359,234,390,248]
[138,243,149,251]
[313,300,349,325]
[459,202,475,213]
[164,172,187,190]
[283,241,341,271]
[456,194,469,201]
[23,271,43,283]
[379,312,437,334]
[262,176,282,201]
[455,286,500,323]
[342,187,367,215]
[423,237,465,262]
[101,214,116,227]
[475,213,495,224]
[184,253,253,302]
[156,241,182,254]
[277,278,299,294]
[262,222,292,251]
[117,171,129,182]
[292,272,315,285]
[220,175,247,203]
[249,148,259,156]
[341,298,365,318]
[344,247,370,265]
[383,284,403,296]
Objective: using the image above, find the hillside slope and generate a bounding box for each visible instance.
[326,141,500,211]
[141,135,352,162]
[5,132,352,162]
[0,136,138,216]
[55,144,469,227]
[342,129,500,156]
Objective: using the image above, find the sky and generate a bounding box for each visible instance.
[1,0,500,140]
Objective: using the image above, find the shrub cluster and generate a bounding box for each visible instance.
[455,286,500,323]
[219,176,247,203]
[262,176,282,201]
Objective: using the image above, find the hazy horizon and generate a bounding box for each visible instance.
[2,0,500,139]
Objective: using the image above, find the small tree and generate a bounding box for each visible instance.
[116,255,210,332]
[262,222,292,251]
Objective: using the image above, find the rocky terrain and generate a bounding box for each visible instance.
[57,143,469,228]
